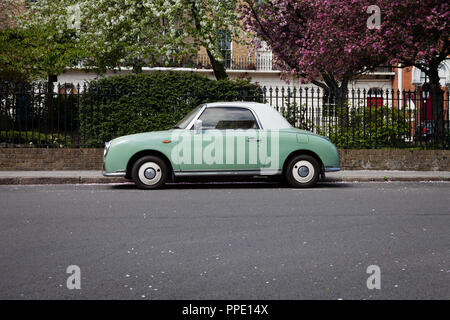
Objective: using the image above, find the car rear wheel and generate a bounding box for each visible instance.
[285,155,320,188]
[132,156,168,189]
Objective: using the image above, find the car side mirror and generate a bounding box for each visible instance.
[194,119,202,134]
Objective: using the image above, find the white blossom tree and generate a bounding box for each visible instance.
[1,0,83,81]
[14,0,241,80]
[79,0,241,79]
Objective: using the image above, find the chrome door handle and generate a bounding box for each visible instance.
[246,137,261,142]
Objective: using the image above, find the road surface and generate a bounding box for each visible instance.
[0,181,449,299]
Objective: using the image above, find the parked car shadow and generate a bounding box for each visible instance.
[110,179,352,190]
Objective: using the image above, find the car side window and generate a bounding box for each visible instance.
[197,107,259,130]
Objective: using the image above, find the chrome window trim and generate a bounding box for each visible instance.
[185,105,207,130]
[245,107,264,130]
[186,105,264,130]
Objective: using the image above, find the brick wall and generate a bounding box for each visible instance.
[232,41,252,58]
[339,149,450,171]
[0,148,449,171]
[0,149,103,171]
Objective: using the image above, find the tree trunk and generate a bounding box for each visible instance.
[132,65,143,74]
[428,66,444,145]
[320,74,349,100]
[187,0,227,81]
[206,49,228,80]
[318,75,349,128]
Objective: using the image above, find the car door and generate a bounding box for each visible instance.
[178,107,266,172]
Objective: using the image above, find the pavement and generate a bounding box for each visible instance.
[0,182,449,299]
[0,170,449,185]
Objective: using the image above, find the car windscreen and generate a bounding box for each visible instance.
[173,105,202,129]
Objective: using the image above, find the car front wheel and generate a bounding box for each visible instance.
[285,155,320,188]
[132,156,168,189]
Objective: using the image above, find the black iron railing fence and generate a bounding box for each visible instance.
[0,82,449,149]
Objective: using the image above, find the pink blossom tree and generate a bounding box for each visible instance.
[378,0,449,142]
[239,0,389,94]
[241,0,448,142]
[380,0,448,90]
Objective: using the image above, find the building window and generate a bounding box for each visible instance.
[256,41,273,71]
[413,61,449,87]
[419,64,446,85]
[218,30,232,69]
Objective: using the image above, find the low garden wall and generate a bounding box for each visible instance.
[0,148,449,171]
[0,148,103,171]
[339,149,450,171]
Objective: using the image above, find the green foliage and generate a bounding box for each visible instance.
[79,72,263,145]
[282,102,314,131]
[1,2,84,81]
[3,1,242,81]
[324,105,411,149]
[0,84,79,143]
[0,130,70,147]
[284,101,411,148]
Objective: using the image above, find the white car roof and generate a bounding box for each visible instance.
[204,102,293,130]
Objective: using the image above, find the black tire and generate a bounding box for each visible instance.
[131,156,169,189]
[285,155,320,188]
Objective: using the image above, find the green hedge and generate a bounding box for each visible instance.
[0,130,70,147]
[79,72,263,145]
[325,106,411,148]
[285,102,412,148]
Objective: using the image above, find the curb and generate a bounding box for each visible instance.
[324,177,450,182]
[0,177,128,185]
[0,176,449,185]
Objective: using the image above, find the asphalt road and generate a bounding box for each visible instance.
[0,181,449,300]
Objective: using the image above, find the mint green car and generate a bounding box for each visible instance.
[103,102,340,189]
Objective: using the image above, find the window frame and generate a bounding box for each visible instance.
[218,30,232,69]
[186,106,263,130]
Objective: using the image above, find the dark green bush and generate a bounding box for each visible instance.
[0,130,70,147]
[285,101,411,148]
[79,72,263,145]
[323,105,411,148]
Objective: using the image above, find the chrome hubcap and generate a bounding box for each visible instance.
[292,160,315,184]
[144,168,156,180]
[298,166,309,177]
[138,162,162,186]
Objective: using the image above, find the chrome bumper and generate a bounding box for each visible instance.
[102,161,126,177]
[102,170,126,177]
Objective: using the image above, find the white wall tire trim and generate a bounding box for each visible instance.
[138,162,162,186]
[291,160,315,184]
